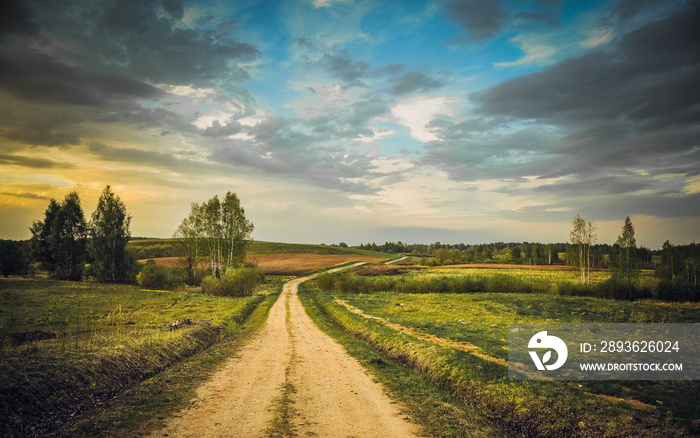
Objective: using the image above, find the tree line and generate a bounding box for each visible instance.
[27,186,135,282]
[1,188,258,297]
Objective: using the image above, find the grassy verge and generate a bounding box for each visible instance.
[300,285,691,437]
[0,278,279,437]
[63,290,281,437]
[335,291,700,426]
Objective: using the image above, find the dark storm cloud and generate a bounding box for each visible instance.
[425,2,700,190]
[34,0,260,86]
[447,0,507,42]
[611,0,661,20]
[3,0,260,92]
[474,3,700,136]
[0,0,38,40]
[0,46,164,107]
[0,0,262,149]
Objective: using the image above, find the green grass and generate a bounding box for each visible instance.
[63,290,282,437]
[0,277,279,437]
[127,238,390,259]
[300,284,699,437]
[335,291,700,427]
[248,240,388,258]
[337,292,700,361]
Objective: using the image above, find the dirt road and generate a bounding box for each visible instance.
[151,267,420,438]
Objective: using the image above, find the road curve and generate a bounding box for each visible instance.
[151,266,420,438]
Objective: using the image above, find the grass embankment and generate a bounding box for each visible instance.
[300,282,697,437]
[0,278,280,437]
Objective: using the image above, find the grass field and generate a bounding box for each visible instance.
[302,267,700,437]
[0,277,280,436]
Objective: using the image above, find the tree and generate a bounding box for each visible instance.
[0,240,30,277]
[29,198,61,274]
[173,202,204,282]
[611,216,640,285]
[221,191,254,271]
[569,214,596,284]
[30,192,88,280]
[174,191,254,279]
[89,186,136,283]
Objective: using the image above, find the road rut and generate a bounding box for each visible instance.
[152,268,420,438]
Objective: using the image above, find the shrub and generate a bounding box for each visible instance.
[201,268,265,297]
[136,260,186,290]
[315,273,337,291]
[653,279,699,302]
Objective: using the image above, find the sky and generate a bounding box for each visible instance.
[0,0,698,248]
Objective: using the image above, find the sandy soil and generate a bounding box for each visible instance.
[151,266,420,438]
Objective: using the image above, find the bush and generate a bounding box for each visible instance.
[136,260,186,290]
[315,273,337,291]
[201,268,265,297]
[653,279,699,302]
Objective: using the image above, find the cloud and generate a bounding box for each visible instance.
[462,3,700,183]
[0,153,74,169]
[386,70,449,95]
[321,52,371,89]
[0,192,48,200]
[475,4,700,132]
[495,34,557,67]
[391,95,460,142]
[14,0,260,91]
[447,0,507,42]
[0,0,38,40]
[212,116,378,194]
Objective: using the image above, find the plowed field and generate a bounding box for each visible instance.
[248,253,387,275]
[139,253,387,276]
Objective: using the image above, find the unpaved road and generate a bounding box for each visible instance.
[151,267,420,438]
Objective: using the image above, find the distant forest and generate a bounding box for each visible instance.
[354,241,679,270]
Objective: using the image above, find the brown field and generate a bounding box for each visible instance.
[248,253,387,276]
[350,264,419,276]
[139,253,387,276]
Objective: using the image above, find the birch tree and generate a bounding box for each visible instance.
[174,192,254,279]
[570,214,596,284]
[173,202,204,281]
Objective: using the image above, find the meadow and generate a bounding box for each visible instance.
[302,266,700,437]
[0,277,280,437]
